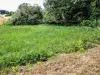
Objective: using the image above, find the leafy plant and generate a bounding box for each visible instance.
[80,20,97,27]
[11,3,43,25]
[0,25,100,69]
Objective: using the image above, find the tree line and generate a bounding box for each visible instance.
[8,0,100,26]
[0,10,14,16]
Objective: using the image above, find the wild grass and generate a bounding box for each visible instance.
[0,17,9,25]
[0,25,100,68]
[0,18,5,25]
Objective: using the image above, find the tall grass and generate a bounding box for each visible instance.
[0,25,100,68]
[0,18,5,25]
[0,17,9,25]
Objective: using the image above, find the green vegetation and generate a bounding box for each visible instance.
[0,0,100,74]
[44,0,91,24]
[43,0,100,25]
[0,25,100,69]
[11,3,43,25]
[5,0,99,27]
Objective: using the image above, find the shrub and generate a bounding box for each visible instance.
[80,20,97,27]
[11,3,43,25]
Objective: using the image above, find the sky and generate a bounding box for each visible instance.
[0,0,44,11]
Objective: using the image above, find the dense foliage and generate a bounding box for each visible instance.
[0,25,100,68]
[5,0,99,26]
[43,0,92,24]
[11,3,43,25]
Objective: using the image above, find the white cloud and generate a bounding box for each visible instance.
[0,0,44,11]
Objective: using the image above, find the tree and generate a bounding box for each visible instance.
[95,0,100,26]
[43,0,92,24]
[0,10,9,14]
[12,3,43,25]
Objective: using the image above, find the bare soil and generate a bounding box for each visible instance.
[4,46,100,75]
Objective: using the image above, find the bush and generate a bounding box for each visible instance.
[11,3,43,25]
[80,20,97,27]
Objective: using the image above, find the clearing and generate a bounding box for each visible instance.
[0,25,100,75]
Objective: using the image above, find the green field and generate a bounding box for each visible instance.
[0,25,100,68]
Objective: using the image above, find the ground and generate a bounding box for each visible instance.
[6,45,100,75]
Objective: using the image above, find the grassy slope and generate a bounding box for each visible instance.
[0,25,100,68]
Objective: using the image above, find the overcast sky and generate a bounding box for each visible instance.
[0,0,44,11]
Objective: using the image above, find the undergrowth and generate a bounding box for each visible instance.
[0,25,100,69]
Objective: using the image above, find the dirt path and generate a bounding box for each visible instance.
[9,46,100,75]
